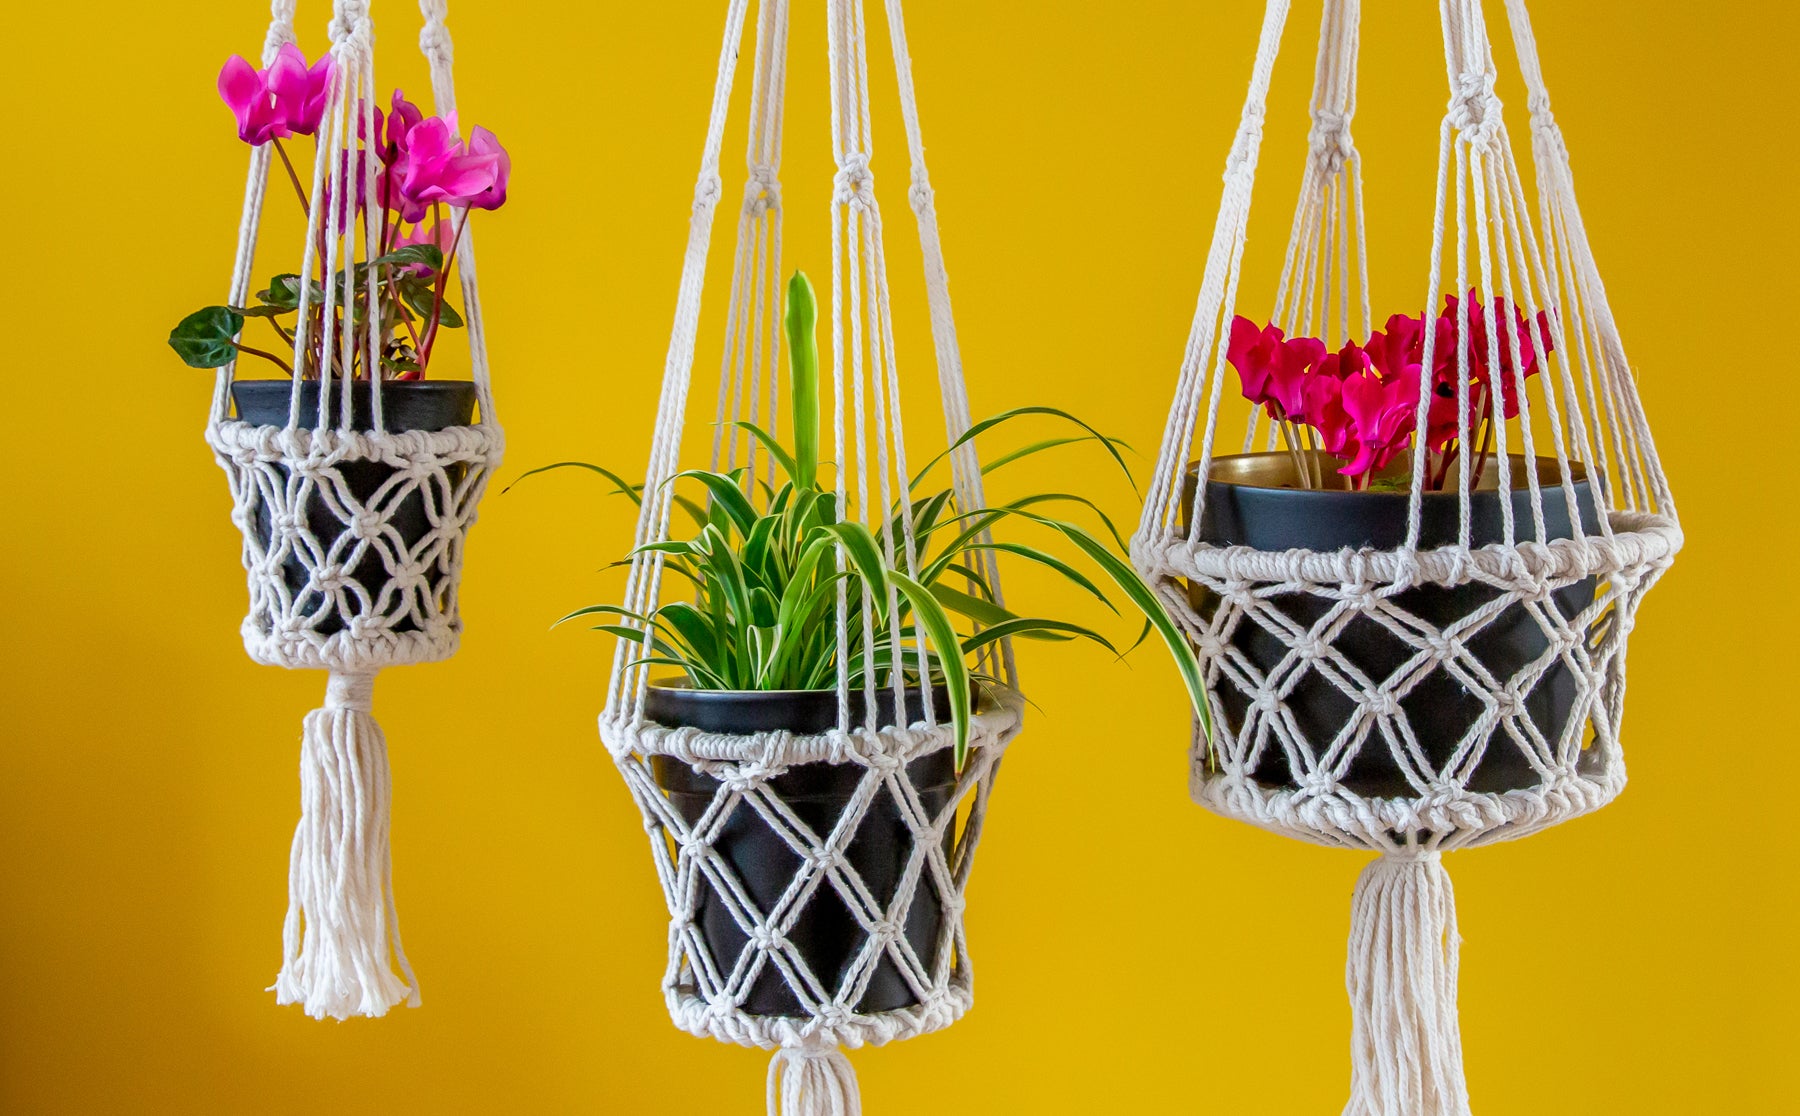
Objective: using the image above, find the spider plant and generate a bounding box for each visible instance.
[519,272,1208,768]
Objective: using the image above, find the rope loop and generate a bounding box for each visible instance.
[744,164,783,216]
[1225,110,1266,178]
[693,170,725,214]
[907,166,935,216]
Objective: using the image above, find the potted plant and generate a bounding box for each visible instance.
[178,25,510,1020]
[1185,296,1601,798]
[172,49,510,633]
[527,272,1210,1016]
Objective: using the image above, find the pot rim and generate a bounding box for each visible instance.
[1187,450,1589,494]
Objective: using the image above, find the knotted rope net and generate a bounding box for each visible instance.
[1131,1,1680,1111]
[600,1,1019,1112]
[205,0,502,1020]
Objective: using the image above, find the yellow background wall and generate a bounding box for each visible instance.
[3,0,1793,1111]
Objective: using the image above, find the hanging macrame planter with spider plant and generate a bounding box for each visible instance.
[1132,0,1680,1111]
[185,0,505,1020]
[589,0,1055,1110]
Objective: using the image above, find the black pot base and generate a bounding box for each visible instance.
[646,685,961,1017]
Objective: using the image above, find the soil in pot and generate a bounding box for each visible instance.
[1184,452,1603,798]
[231,379,479,637]
[645,683,962,1017]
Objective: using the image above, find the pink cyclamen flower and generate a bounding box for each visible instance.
[1338,365,1420,478]
[1304,341,1365,456]
[218,43,333,146]
[394,114,511,214]
[1227,316,1286,411]
[1436,291,1555,422]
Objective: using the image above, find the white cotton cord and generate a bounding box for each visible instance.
[272,670,420,1021]
[1343,853,1470,1116]
[767,1045,862,1116]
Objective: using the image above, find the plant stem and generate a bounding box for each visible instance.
[418,204,470,374]
[271,139,310,218]
[232,339,295,376]
[1469,391,1496,491]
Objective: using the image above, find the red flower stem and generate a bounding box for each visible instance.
[231,339,295,376]
[419,205,471,374]
[1469,390,1496,492]
[271,139,310,218]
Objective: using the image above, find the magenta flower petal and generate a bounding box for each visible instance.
[462,126,511,211]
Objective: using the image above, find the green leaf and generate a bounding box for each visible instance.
[168,306,244,368]
[890,571,974,771]
[552,602,655,628]
[822,521,891,624]
[911,407,1138,496]
[674,470,759,540]
[961,617,1117,656]
[928,582,1018,628]
[259,273,325,310]
[1013,511,1211,743]
[504,461,643,501]
[785,272,821,491]
[371,244,444,271]
[231,303,290,320]
[964,541,1118,613]
[725,420,799,484]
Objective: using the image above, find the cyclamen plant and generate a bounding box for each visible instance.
[169,43,511,382]
[1228,292,1553,491]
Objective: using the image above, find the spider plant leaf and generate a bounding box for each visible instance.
[725,420,799,484]
[503,461,642,501]
[961,617,1117,656]
[910,407,1137,496]
[553,602,655,628]
[965,541,1118,613]
[890,571,973,771]
[822,521,891,624]
[1013,512,1211,742]
[674,469,759,539]
[927,582,1018,628]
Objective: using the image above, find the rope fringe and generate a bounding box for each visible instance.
[272,670,418,1020]
[767,1045,862,1116]
[1344,855,1469,1116]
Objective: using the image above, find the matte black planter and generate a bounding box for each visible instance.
[646,684,960,1017]
[1186,453,1602,798]
[231,379,479,637]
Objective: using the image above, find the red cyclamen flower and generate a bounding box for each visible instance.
[218,43,333,146]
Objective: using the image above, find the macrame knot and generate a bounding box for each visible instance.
[262,22,298,63]
[418,22,455,67]
[832,153,874,207]
[324,671,376,712]
[1307,108,1355,177]
[1425,632,1462,661]
[744,166,783,217]
[1448,70,1503,147]
[1369,691,1402,719]
[1225,111,1265,177]
[693,172,724,214]
[907,168,935,216]
[1490,688,1525,720]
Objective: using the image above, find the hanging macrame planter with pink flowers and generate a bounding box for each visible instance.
[1132,0,1680,1111]
[174,0,510,1020]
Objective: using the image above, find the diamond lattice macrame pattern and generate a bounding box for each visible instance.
[210,421,502,673]
[1149,523,1675,850]
[604,696,1021,1051]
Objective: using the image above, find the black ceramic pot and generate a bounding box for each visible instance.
[231,380,478,637]
[646,684,960,1017]
[1185,452,1602,798]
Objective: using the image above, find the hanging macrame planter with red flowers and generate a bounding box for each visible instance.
[171,0,509,1020]
[1132,0,1680,1111]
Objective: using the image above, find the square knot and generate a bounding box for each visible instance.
[1307,108,1355,175]
[749,926,788,952]
[1448,70,1503,145]
[807,849,838,871]
[832,153,874,206]
[1424,632,1462,660]
[345,613,384,640]
[742,166,782,216]
[1492,689,1526,719]
[1254,691,1282,715]
[1292,633,1328,661]
[869,919,901,943]
[1369,691,1403,719]
[313,564,350,593]
[273,511,305,538]
[349,510,388,540]
[691,172,723,213]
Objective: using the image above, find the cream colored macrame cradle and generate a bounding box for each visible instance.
[1131,1,1680,1112]
[205,0,501,1021]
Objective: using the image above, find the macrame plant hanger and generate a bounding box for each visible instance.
[206,0,502,1020]
[602,1,1021,1112]
[1133,0,1681,1111]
